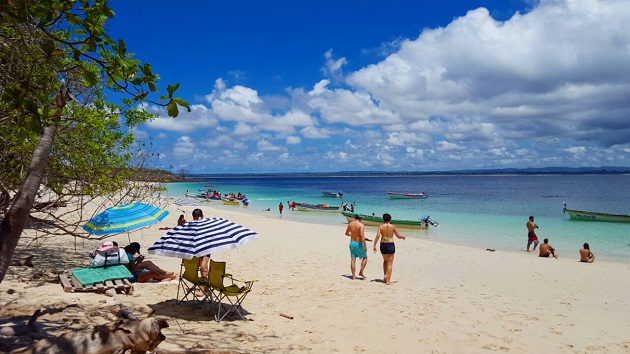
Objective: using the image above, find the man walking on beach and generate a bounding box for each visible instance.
[345,214,367,280]
[526,215,539,252]
[539,238,557,258]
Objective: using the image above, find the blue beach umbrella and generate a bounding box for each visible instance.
[147,218,258,259]
[83,202,169,241]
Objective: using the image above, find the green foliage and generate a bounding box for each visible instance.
[0,0,189,210]
[2,0,190,127]
[47,102,143,196]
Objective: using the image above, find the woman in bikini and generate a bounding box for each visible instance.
[373,213,406,285]
[124,242,176,283]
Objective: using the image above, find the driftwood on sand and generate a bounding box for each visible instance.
[9,256,35,267]
[0,309,42,337]
[154,350,244,354]
[9,317,169,354]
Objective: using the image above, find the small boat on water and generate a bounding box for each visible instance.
[341,211,439,229]
[563,204,630,223]
[295,202,341,212]
[322,191,344,198]
[221,198,241,206]
[387,192,428,199]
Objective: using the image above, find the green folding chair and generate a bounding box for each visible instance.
[176,257,209,305]
[207,259,257,321]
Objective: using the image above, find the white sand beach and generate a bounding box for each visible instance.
[2,201,630,353]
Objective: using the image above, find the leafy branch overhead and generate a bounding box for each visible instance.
[1,0,190,120]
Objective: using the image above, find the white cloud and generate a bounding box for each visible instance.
[233,122,259,136]
[346,0,630,148]
[321,49,348,82]
[436,141,462,152]
[257,139,283,152]
[300,126,332,139]
[566,146,586,154]
[286,136,301,145]
[265,110,318,134]
[173,136,195,157]
[145,104,218,133]
[141,0,630,172]
[205,79,266,123]
[310,89,398,126]
[132,128,148,140]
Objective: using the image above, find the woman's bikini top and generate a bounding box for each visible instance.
[381,223,393,242]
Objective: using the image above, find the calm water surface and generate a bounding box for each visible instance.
[163,174,630,263]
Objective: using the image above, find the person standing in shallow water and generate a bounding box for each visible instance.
[526,215,539,252]
[373,213,406,285]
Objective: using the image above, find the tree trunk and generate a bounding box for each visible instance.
[0,87,69,284]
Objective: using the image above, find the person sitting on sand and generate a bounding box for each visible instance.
[580,243,595,263]
[177,214,186,226]
[539,238,557,258]
[124,242,176,283]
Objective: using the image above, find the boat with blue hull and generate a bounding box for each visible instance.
[295,202,341,212]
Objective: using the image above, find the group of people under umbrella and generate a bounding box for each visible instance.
[82,201,258,284]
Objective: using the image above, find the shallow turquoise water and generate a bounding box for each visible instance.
[160,174,630,263]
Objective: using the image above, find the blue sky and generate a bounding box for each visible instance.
[107,0,630,174]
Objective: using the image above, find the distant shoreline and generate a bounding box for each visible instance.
[188,168,630,179]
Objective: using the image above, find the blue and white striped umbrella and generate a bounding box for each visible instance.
[173,197,202,207]
[83,203,169,239]
[147,218,258,259]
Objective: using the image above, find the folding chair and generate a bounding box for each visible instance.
[207,259,257,322]
[176,257,209,305]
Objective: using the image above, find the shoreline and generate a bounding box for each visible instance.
[176,198,630,267]
[2,198,630,353]
[162,175,630,265]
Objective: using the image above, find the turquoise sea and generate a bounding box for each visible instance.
[161,174,630,264]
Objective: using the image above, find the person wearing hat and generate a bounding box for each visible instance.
[345,214,367,280]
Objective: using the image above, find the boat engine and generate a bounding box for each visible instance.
[421,215,440,228]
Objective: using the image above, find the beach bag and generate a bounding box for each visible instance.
[89,242,129,268]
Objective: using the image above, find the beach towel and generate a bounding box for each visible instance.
[71,265,133,286]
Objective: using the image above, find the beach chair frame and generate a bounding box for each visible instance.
[207,259,257,322]
[176,257,209,306]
